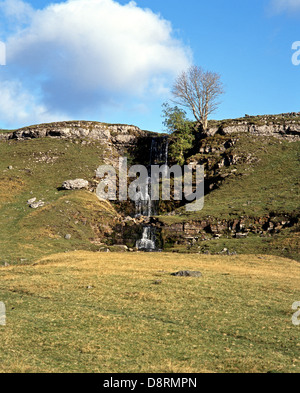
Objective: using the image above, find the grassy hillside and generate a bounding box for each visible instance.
[162,134,299,221]
[0,137,119,265]
[0,129,299,263]
[158,134,300,261]
[0,252,299,373]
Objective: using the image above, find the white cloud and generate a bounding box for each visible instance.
[270,0,300,14]
[1,0,192,126]
[0,79,67,128]
[0,0,34,24]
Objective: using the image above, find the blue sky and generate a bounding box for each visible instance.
[0,0,299,132]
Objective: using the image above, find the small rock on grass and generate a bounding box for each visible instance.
[171,271,202,278]
[30,201,45,209]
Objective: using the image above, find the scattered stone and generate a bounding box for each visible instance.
[61,179,89,190]
[29,200,45,209]
[8,166,13,170]
[171,271,202,278]
[111,245,128,252]
[27,197,37,204]
[235,233,248,239]
[99,247,110,252]
[65,234,71,240]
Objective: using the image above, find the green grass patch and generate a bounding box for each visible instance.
[160,135,300,221]
[0,138,119,264]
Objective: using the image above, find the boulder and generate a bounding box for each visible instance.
[110,245,128,252]
[29,200,45,209]
[62,179,89,190]
[99,247,111,252]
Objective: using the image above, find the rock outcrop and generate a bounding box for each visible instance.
[157,214,299,248]
[207,113,300,141]
[0,121,150,144]
[0,121,154,168]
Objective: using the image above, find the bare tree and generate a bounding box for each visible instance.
[171,66,224,130]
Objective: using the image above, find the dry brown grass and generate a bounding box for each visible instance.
[0,252,299,373]
[0,177,25,206]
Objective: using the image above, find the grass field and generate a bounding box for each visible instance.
[0,252,299,373]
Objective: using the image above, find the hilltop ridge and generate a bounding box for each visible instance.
[1,112,300,142]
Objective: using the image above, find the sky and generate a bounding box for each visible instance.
[0,0,299,132]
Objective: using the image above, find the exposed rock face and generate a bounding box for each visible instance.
[0,121,154,169]
[62,179,89,190]
[0,121,151,151]
[1,114,299,149]
[207,113,300,141]
[0,121,142,139]
[158,214,299,247]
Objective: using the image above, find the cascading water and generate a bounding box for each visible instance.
[136,136,169,251]
[136,226,156,251]
[135,175,152,217]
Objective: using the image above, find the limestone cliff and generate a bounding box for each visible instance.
[0,120,155,166]
[207,112,300,141]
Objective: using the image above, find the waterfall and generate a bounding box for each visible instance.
[136,227,156,251]
[136,136,168,251]
[135,176,152,217]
